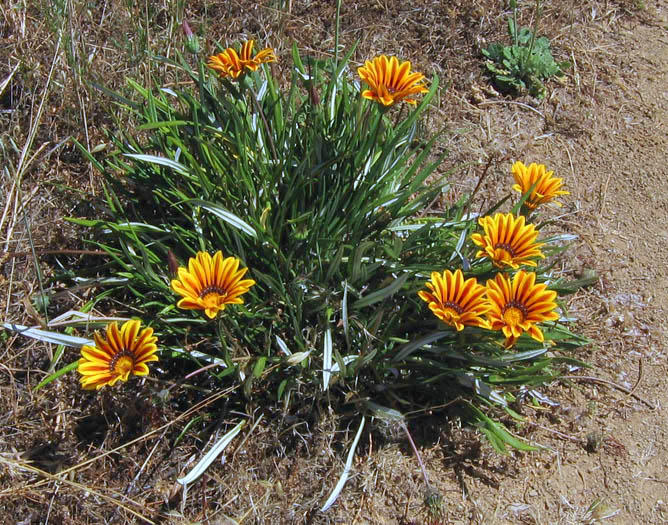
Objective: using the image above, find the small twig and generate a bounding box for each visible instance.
[125,426,167,497]
[527,421,584,444]
[629,357,643,397]
[644,477,668,485]
[560,375,656,410]
[231,411,264,465]
[477,100,546,120]
[465,155,496,221]
[44,481,60,525]
[183,362,225,380]
[22,189,50,328]
[404,397,463,418]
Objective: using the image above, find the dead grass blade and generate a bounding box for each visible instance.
[0,33,62,250]
[0,455,155,524]
[0,63,19,98]
[0,385,236,496]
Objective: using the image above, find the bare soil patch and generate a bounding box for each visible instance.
[1,1,667,523]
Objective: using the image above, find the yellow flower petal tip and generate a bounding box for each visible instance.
[207,39,276,80]
[357,55,428,107]
[511,161,569,210]
[77,320,159,390]
[485,270,560,348]
[171,250,256,319]
[471,212,545,269]
[418,269,490,331]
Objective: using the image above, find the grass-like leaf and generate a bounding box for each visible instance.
[320,415,365,512]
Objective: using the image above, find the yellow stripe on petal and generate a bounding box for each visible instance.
[77,318,159,390]
[358,55,428,107]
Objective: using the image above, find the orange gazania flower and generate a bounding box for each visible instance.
[511,161,569,210]
[78,320,159,390]
[485,270,560,348]
[207,40,276,80]
[357,55,429,106]
[171,251,256,319]
[418,269,490,331]
[471,212,545,269]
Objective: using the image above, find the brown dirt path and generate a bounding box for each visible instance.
[553,14,668,522]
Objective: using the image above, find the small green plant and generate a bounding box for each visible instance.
[482,0,569,98]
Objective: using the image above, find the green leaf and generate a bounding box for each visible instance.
[3,323,94,347]
[466,402,537,453]
[393,331,451,362]
[177,420,246,487]
[174,416,204,447]
[252,356,267,379]
[364,401,405,422]
[351,273,410,310]
[322,328,333,391]
[71,137,105,172]
[33,360,79,392]
[277,378,289,401]
[89,80,141,110]
[125,153,190,176]
[190,199,257,238]
[137,120,190,130]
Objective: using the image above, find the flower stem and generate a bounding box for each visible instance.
[511,0,519,47]
[400,421,432,491]
[527,0,542,59]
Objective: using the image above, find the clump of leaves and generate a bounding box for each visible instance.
[7,37,590,455]
[482,0,569,98]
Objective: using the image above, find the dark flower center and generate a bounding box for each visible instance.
[501,300,528,324]
[442,301,464,314]
[109,350,135,373]
[199,285,227,299]
[494,242,517,257]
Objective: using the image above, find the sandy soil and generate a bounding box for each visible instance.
[1,0,667,523]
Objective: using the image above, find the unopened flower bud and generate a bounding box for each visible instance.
[167,250,179,277]
[309,83,320,105]
[182,20,200,54]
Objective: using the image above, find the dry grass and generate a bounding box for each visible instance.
[1,0,666,523]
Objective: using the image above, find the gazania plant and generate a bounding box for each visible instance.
[78,320,159,390]
[171,251,256,319]
[471,212,545,269]
[207,39,276,79]
[8,34,592,470]
[357,55,429,106]
[512,160,569,210]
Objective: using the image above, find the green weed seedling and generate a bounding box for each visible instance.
[482,0,569,98]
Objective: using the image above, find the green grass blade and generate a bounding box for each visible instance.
[352,273,410,310]
[33,360,79,392]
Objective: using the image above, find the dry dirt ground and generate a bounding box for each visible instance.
[1,1,668,523]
